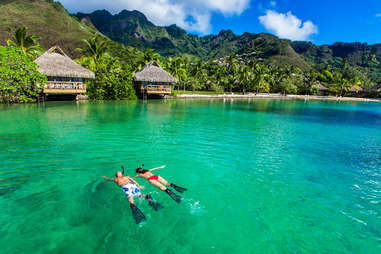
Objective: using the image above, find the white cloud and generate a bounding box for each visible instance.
[59,0,251,34]
[259,10,318,41]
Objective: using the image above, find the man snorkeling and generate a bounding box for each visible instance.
[103,171,163,224]
[133,165,186,203]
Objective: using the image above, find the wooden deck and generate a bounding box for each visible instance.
[145,90,171,94]
[140,84,171,95]
[44,88,86,94]
[43,81,86,94]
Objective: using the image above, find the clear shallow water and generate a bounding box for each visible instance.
[0,99,380,254]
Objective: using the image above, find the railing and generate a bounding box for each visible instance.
[141,85,171,92]
[45,81,85,90]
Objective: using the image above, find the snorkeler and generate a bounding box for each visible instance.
[134,165,186,203]
[103,171,163,224]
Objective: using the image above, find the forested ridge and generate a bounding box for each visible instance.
[1,0,380,103]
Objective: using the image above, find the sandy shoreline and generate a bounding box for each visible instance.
[165,93,381,103]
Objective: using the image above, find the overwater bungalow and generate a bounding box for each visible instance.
[34,46,95,99]
[134,61,177,97]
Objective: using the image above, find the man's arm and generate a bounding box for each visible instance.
[148,165,165,172]
[130,177,144,189]
[132,174,140,179]
[103,176,115,182]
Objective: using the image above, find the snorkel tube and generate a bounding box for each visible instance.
[120,164,144,175]
[135,164,145,174]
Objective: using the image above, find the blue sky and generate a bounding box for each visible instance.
[210,0,381,45]
[60,0,381,45]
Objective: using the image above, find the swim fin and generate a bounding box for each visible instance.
[165,188,182,203]
[170,183,187,193]
[130,203,146,224]
[146,195,164,211]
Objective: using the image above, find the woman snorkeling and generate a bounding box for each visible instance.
[134,165,186,203]
[103,170,163,224]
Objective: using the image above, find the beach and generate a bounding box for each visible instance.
[166,93,381,103]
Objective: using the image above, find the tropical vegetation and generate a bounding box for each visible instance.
[6,27,44,57]
[158,53,377,97]
[75,9,381,84]
[0,23,380,104]
[0,46,46,103]
[75,34,137,100]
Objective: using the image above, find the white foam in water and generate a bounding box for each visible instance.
[187,199,203,215]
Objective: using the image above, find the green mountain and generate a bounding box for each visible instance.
[75,9,381,81]
[0,0,97,57]
[75,10,208,58]
[2,1,381,81]
[291,41,381,80]
[75,10,312,69]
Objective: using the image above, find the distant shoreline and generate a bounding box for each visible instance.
[165,93,381,103]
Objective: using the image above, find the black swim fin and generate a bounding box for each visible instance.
[165,188,182,203]
[130,203,146,224]
[170,183,187,193]
[146,195,164,211]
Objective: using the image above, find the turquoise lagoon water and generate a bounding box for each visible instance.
[0,99,380,254]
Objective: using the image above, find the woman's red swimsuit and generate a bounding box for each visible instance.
[148,175,159,181]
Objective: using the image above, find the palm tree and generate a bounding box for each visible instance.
[123,45,144,71]
[6,27,43,56]
[168,57,187,92]
[215,65,229,92]
[237,65,249,93]
[253,63,270,94]
[188,60,206,91]
[225,54,239,92]
[338,77,352,96]
[77,33,109,62]
[143,48,160,64]
[299,71,319,95]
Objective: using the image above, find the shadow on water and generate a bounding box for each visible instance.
[0,176,28,197]
[83,100,141,124]
[67,180,118,227]
[232,99,381,127]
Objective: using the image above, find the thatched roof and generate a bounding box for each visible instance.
[134,61,178,83]
[350,85,363,92]
[315,82,328,91]
[34,46,95,79]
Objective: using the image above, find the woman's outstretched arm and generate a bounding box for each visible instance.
[148,165,166,172]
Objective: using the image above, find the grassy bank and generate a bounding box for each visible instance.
[177,90,225,95]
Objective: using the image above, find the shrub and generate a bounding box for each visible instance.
[0,46,46,103]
